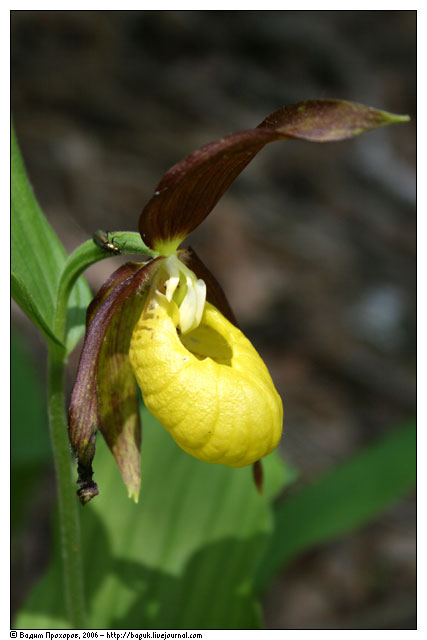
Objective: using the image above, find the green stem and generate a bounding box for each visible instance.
[46,230,156,627]
[56,233,157,340]
[47,344,87,628]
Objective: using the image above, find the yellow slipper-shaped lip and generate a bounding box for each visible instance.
[130,292,283,467]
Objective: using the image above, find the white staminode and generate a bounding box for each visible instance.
[163,255,207,334]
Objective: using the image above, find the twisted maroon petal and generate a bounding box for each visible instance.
[68,258,162,504]
[85,262,145,326]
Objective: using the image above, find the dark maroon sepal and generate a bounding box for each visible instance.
[139,128,277,250]
[85,262,146,326]
[139,100,407,251]
[257,99,404,142]
[69,258,162,505]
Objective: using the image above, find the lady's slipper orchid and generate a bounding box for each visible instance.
[69,99,409,504]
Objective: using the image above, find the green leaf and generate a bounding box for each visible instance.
[11,123,92,350]
[11,331,50,465]
[11,273,63,347]
[11,329,51,530]
[255,422,416,592]
[15,406,293,629]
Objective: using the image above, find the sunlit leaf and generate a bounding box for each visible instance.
[15,406,291,629]
[11,330,51,530]
[11,123,92,351]
[255,422,416,592]
[11,273,63,348]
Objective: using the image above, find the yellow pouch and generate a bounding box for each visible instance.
[130,292,283,467]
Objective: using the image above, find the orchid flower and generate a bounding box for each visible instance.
[68,99,408,505]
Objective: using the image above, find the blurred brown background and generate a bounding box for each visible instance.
[11,10,416,629]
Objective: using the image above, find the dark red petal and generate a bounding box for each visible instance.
[253,460,263,494]
[86,262,144,327]
[96,288,145,503]
[139,128,277,250]
[68,258,162,504]
[139,100,408,250]
[179,247,238,327]
[258,99,408,142]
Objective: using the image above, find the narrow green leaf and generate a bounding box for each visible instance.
[64,270,93,354]
[11,123,92,349]
[11,330,51,530]
[11,331,50,465]
[15,406,293,629]
[255,423,416,592]
[11,273,64,347]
